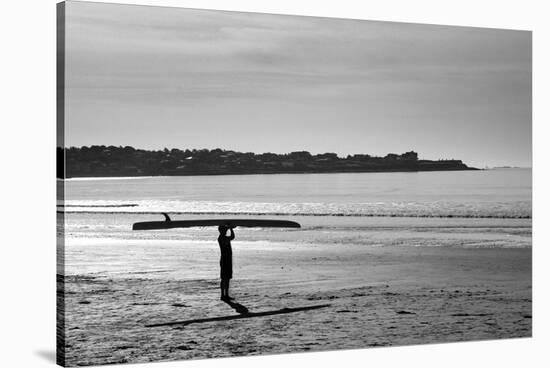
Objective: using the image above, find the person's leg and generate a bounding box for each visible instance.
[226,279,231,299]
[221,279,230,299]
[220,280,225,299]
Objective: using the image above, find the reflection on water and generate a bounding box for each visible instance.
[62,169,532,219]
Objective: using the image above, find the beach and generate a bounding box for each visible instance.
[58,170,532,366]
[59,214,531,366]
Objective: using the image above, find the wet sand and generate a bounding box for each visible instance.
[59,243,531,366]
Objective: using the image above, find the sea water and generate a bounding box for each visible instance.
[59,169,532,276]
[62,169,531,218]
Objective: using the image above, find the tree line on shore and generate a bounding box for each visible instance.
[58,145,475,178]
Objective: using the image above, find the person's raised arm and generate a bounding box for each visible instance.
[228,228,235,240]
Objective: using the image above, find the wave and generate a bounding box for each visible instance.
[58,204,138,208]
[59,199,531,220]
[57,209,531,219]
[64,176,160,181]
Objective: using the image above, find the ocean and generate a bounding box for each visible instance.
[59,169,531,276]
[61,169,531,218]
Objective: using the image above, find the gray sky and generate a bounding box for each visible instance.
[65,1,531,168]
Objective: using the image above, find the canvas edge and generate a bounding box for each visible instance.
[56,1,67,367]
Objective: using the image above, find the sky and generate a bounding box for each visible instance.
[64,1,532,168]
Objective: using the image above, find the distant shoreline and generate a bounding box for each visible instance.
[61,167,533,181]
[64,167,479,180]
[61,146,479,179]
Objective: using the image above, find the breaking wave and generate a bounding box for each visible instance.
[58,200,531,219]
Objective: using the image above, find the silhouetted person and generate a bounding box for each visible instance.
[218,225,235,301]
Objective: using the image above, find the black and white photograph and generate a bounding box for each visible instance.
[56,1,532,366]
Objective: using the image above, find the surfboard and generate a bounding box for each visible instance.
[132,213,301,230]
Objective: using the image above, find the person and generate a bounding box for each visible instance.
[218,225,235,301]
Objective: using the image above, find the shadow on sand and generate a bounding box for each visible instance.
[146,302,330,328]
[222,298,250,315]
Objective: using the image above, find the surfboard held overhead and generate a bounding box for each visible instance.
[132,216,301,230]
